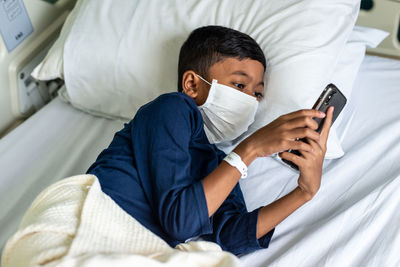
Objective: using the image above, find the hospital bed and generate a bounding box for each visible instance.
[1,0,400,266]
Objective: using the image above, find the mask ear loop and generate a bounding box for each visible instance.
[196,74,212,86]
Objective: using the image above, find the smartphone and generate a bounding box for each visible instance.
[281,83,347,170]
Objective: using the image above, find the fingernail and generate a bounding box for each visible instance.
[320,112,326,117]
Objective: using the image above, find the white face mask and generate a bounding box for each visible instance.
[197,75,259,144]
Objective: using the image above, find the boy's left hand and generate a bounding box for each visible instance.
[279,106,334,200]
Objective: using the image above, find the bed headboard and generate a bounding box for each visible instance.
[356,0,400,59]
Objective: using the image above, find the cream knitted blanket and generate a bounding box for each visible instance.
[1,175,240,267]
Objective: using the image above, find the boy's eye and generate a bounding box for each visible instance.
[233,83,245,90]
[254,92,264,100]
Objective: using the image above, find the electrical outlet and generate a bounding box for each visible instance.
[16,43,53,114]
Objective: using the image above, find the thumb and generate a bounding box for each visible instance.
[320,106,334,144]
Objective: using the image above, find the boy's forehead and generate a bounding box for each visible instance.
[209,57,264,79]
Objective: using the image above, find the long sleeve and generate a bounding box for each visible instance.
[87,121,135,177]
[132,93,213,242]
[203,184,274,255]
[87,92,274,253]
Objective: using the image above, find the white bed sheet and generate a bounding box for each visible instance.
[240,55,400,266]
[0,96,124,252]
[0,55,399,266]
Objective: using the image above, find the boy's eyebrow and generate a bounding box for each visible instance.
[231,71,250,78]
[231,71,264,87]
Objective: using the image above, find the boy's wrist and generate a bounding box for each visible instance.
[292,186,314,203]
[233,139,257,166]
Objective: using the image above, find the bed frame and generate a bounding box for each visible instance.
[0,0,76,137]
[356,0,400,59]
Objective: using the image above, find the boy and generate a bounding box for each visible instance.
[87,25,333,255]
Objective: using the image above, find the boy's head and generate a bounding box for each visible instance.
[178,25,266,105]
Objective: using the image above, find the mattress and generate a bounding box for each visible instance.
[240,55,400,266]
[0,55,399,265]
[0,97,124,252]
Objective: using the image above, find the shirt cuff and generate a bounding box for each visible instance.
[247,208,275,249]
[193,180,213,235]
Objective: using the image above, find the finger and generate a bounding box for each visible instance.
[294,138,321,160]
[287,140,314,153]
[288,128,320,142]
[306,138,328,162]
[285,116,319,131]
[320,106,334,144]
[282,109,326,121]
[279,151,303,166]
[306,138,322,152]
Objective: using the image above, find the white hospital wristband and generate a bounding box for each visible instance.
[223,151,248,179]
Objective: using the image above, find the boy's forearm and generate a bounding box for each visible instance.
[202,140,257,217]
[256,186,312,239]
[202,161,242,217]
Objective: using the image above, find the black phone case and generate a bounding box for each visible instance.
[282,84,347,170]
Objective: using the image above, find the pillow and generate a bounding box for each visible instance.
[326,26,388,158]
[31,0,83,81]
[34,0,361,157]
[269,25,389,166]
[330,25,388,131]
[226,25,389,160]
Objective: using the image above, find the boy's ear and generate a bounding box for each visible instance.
[182,71,200,99]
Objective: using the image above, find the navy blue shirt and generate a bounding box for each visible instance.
[87,92,274,255]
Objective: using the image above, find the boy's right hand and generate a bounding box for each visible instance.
[279,106,334,199]
[243,109,326,158]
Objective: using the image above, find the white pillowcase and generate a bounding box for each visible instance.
[31,0,83,81]
[34,0,361,158]
[331,26,389,126]
[269,26,388,166]
[236,25,388,160]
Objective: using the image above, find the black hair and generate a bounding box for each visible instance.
[177,25,266,92]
